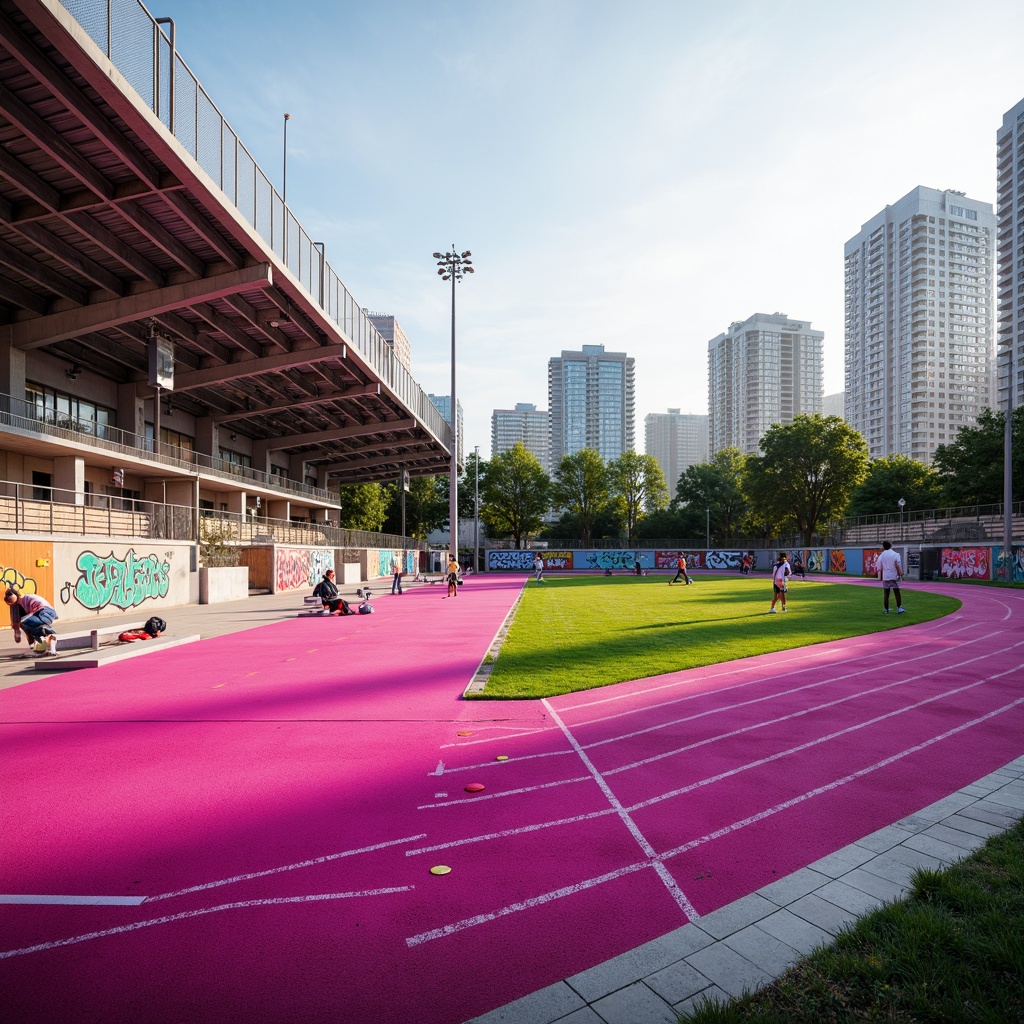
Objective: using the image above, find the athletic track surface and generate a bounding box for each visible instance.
[1,576,1022,1024]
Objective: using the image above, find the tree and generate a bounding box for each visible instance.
[479,443,550,548]
[674,448,748,542]
[932,407,1024,507]
[382,475,447,540]
[745,414,869,546]
[336,482,389,532]
[551,449,610,546]
[607,451,668,544]
[845,455,943,519]
[634,506,698,542]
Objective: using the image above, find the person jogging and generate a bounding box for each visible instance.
[768,552,791,613]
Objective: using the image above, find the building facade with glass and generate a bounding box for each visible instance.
[707,313,823,457]
[998,98,1024,413]
[644,409,709,494]
[548,345,635,466]
[491,402,550,472]
[844,186,994,464]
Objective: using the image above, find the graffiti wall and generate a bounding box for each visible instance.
[47,540,191,621]
[704,550,741,571]
[830,549,850,574]
[940,547,990,580]
[654,550,708,570]
[0,540,53,602]
[272,547,336,593]
[487,549,535,571]
[541,551,573,571]
[995,545,1024,582]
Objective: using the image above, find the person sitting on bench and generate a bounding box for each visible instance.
[312,570,352,615]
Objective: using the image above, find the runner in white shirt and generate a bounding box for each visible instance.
[876,540,905,614]
[769,552,791,613]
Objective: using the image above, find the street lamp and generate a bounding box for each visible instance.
[433,247,474,564]
[1001,339,1014,580]
[474,444,480,573]
[898,497,906,542]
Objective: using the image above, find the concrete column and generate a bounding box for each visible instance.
[0,337,26,408]
[116,383,145,441]
[288,454,307,482]
[226,491,246,516]
[252,440,271,476]
[52,456,85,504]
[268,499,290,521]
[194,416,216,458]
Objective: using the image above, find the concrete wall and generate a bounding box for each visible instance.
[199,565,250,604]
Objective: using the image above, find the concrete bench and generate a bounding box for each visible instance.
[34,632,201,671]
[57,621,148,652]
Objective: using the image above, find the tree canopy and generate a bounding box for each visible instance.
[382,474,447,540]
[845,454,943,518]
[674,447,747,542]
[551,449,610,546]
[745,414,869,545]
[479,443,550,548]
[932,407,1024,507]
[336,482,389,532]
[607,450,669,543]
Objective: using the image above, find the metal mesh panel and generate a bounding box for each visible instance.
[236,148,256,229]
[173,57,196,156]
[61,0,108,56]
[195,87,223,190]
[220,122,236,205]
[110,0,154,110]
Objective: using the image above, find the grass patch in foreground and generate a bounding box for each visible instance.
[680,817,1024,1023]
[472,575,959,700]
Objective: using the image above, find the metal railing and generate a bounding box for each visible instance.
[0,391,335,504]
[0,477,428,550]
[59,0,452,451]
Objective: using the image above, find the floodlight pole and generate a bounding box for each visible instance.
[433,247,474,564]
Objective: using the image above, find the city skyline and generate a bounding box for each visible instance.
[145,0,1024,458]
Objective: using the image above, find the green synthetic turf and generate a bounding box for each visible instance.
[472,574,960,700]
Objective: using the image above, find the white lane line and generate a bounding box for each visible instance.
[407,647,1024,854]
[574,626,1000,734]
[628,654,1024,813]
[0,895,146,906]
[543,699,699,920]
[405,862,650,947]
[658,693,1024,861]
[605,634,1023,775]
[417,774,591,809]
[146,833,426,902]
[405,693,1024,948]
[0,888,413,960]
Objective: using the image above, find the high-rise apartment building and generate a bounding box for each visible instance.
[844,186,994,464]
[548,344,635,464]
[644,409,709,493]
[364,311,412,371]
[491,403,550,472]
[707,313,823,457]
[997,99,1024,412]
[428,394,463,465]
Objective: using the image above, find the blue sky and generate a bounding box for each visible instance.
[150,0,1024,457]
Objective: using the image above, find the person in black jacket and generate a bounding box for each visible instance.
[312,570,351,615]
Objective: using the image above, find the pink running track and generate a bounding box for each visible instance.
[1,577,1022,1024]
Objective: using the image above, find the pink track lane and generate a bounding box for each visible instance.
[1,578,1022,1024]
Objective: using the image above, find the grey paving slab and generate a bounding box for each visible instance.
[852,824,916,854]
[692,892,777,940]
[721,924,803,976]
[883,843,947,872]
[943,813,1009,839]
[565,926,714,1003]
[752,908,834,957]
[552,1009,605,1024]
[685,941,774,999]
[807,842,877,878]
[465,982,586,1024]
[856,851,919,888]
[644,960,712,1006]
[673,985,730,1018]
[785,892,859,936]
[921,821,990,852]
[758,866,831,906]
[589,983,677,1024]
[957,803,1020,828]
[913,792,976,821]
[901,832,971,865]
[816,879,887,917]
[837,866,910,903]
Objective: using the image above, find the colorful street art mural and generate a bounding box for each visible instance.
[540,551,573,570]
[705,550,741,571]
[487,550,535,571]
[69,548,171,611]
[863,548,882,577]
[829,549,848,573]
[654,550,707,570]
[0,565,39,595]
[791,549,825,573]
[994,546,1024,582]
[940,547,990,580]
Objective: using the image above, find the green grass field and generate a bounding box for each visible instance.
[472,575,961,700]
